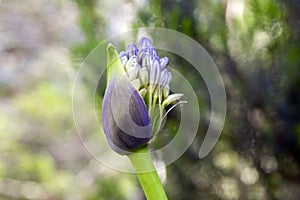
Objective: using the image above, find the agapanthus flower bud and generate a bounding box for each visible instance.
[139,37,152,50]
[141,53,152,69]
[160,57,169,69]
[149,57,161,86]
[102,44,151,154]
[162,94,184,106]
[163,86,170,99]
[139,67,149,86]
[126,43,138,57]
[102,37,186,155]
[158,68,168,87]
[125,55,138,72]
[127,63,140,81]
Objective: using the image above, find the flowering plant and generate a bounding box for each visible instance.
[102,37,185,199]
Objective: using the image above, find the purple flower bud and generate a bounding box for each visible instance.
[139,37,153,50]
[102,78,151,154]
[119,51,128,66]
[119,51,128,58]
[141,52,152,69]
[149,57,161,86]
[160,57,169,69]
[159,68,168,87]
[126,43,138,57]
[146,47,158,59]
[162,72,172,98]
[166,72,172,86]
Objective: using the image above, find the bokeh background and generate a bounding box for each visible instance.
[1,0,300,199]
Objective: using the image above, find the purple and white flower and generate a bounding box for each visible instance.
[102,37,185,154]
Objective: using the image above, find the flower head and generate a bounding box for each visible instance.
[102,37,185,154]
[120,37,184,108]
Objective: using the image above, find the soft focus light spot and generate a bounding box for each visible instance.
[220,178,240,200]
[253,31,271,50]
[213,152,236,170]
[260,156,278,173]
[75,159,105,187]
[21,181,48,200]
[106,0,136,36]
[226,0,245,25]
[0,179,21,198]
[133,0,147,9]
[119,177,138,200]
[240,167,259,185]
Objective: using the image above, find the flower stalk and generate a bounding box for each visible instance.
[128,146,168,200]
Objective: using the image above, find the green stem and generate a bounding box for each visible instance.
[128,146,168,200]
[148,89,153,116]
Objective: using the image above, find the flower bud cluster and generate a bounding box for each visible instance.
[119,37,182,109]
[102,38,186,154]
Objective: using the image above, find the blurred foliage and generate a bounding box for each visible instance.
[87,175,137,200]
[129,0,300,199]
[71,0,106,60]
[87,178,124,200]
[1,0,300,199]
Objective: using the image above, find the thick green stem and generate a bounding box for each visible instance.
[128,146,168,200]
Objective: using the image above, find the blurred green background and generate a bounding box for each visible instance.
[0,0,300,199]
